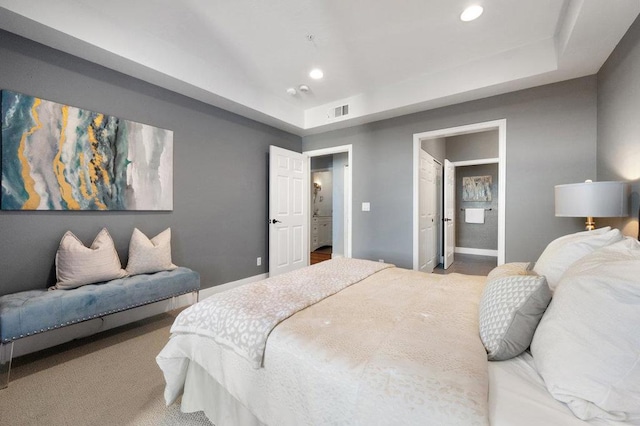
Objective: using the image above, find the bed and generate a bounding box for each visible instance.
[157,227,640,425]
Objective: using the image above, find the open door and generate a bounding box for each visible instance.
[443,159,455,269]
[269,146,308,276]
[418,149,437,273]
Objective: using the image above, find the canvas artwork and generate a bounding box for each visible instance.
[1,90,173,210]
[462,175,492,202]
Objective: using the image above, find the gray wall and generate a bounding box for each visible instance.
[597,15,640,237]
[311,155,333,170]
[456,164,498,250]
[421,137,446,163]
[446,130,499,161]
[303,77,597,267]
[0,30,301,296]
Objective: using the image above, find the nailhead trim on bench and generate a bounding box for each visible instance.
[1,288,198,343]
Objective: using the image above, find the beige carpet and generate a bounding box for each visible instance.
[0,311,213,426]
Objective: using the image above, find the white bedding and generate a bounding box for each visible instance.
[158,264,489,425]
[169,258,392,367]
[489,352,618,426]
[169,349,622,426]
[158,258,630,426]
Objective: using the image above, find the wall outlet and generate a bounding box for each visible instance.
[257,257,262,266]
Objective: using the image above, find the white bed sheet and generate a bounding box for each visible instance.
[489,352,619,426]
[177,348,621,426]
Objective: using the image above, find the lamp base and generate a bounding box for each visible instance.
[585,216,595,231]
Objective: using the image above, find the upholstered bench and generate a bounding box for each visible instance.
[0,267,200,388]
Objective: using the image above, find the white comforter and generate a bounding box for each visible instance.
[169,258,392,367]
[158,262,489,426]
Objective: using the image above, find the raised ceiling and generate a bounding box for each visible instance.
[0,0,638,135]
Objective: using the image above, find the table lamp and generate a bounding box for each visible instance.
[555,180,629,230]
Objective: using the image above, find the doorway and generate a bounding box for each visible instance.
[310,166,334,264]
[304,145,353,264]
[412,119,506,271]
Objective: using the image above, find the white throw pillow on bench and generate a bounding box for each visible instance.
[125,228,177,276]
[54,228,127,290]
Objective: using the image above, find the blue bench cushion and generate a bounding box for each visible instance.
[0,267,200,343]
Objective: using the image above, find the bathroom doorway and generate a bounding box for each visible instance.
[304,145,352,265]
[412,119,506,270]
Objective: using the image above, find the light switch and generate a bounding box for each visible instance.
[362,202,370,211]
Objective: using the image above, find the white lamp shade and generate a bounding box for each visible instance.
[555,181,630,218]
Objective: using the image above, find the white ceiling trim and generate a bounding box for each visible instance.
[0,0,638,136]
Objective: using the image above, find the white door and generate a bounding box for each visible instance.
[436,163,443,265]
[418,150,437,273]
[443,159,455,269]
[269,146,308,276]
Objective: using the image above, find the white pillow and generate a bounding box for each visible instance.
[531,238,640,423]
[125,228,177,276]
[54,228,127,289]
[486,262,535,281]
[533,227,622,291]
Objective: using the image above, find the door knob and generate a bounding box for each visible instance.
[270,219,282,224]
[443,218,452,222]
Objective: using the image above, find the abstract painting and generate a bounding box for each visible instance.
[462,175,492,202]
[1,90,173,210]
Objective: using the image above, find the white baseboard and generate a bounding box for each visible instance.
[454,247,498,257]
[12,273,268,358]
[199,273,268,300]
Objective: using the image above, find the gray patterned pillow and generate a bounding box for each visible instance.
[479,274,551,361]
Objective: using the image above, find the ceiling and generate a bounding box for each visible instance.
[0,0,638,136]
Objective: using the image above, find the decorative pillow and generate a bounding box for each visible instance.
[531,238,640,422]
[125,228,177,276]
[479,273,551,361]
[486,262,535,281]
[533,227,622,292]
[54,228,127,290]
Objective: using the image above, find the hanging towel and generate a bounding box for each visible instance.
[465,208,485,224]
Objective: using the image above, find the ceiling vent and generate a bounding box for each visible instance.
[328,104,349,120]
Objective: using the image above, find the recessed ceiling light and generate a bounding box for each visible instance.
[309,68,324,80]
[460,5,483,22]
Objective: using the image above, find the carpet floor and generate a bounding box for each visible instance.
[0,311,213,426]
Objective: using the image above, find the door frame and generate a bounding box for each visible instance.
[303,144,353,261]
[412,119,507,269]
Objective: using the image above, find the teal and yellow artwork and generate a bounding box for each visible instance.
[1,90,173,210]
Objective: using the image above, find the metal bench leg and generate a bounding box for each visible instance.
[0,341,13,389]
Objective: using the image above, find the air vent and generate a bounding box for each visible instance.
[328,104,350,119]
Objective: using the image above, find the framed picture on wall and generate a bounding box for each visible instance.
[462,175,492,202]
[1,90,173,211]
